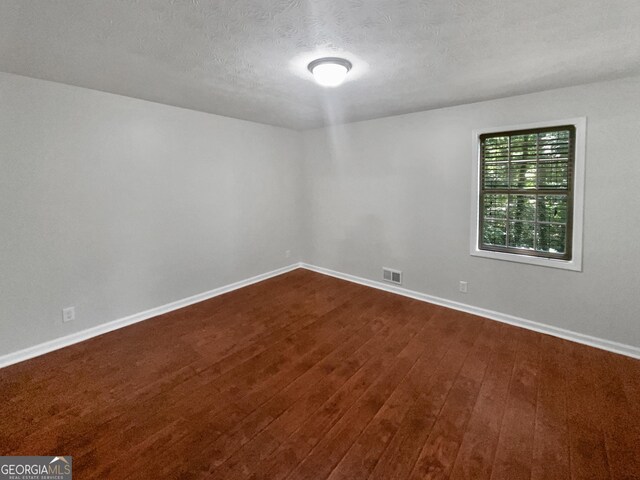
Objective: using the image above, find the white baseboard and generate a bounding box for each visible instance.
[0,263,301,369]
[300,263,640,360]
[3,261,638,369]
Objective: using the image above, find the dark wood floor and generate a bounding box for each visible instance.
[1,269,639,479]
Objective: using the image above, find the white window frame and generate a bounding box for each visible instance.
[470,117,586,272]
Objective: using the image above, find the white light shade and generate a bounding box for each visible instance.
[308,58,352,87]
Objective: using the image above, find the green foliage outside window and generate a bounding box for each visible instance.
[479,127,574,258]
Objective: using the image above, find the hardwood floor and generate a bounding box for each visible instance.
[1,268,639,479]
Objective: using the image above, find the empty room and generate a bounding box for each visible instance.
[1,1,639,479]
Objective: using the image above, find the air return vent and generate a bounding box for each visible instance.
[383,267,402,285]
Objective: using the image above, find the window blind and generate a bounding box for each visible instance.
[479,125,576,260]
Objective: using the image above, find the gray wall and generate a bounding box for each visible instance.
[2,71,639,359]
[301,76,640,348]
[0,72,303,356]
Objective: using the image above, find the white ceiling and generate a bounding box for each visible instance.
[1,0,639,129]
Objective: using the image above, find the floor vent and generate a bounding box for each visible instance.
[383,267,402,285]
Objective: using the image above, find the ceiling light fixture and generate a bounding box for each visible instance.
[308,57,352,87]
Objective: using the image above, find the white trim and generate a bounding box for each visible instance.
[299,263,640,360]
[470,117,587,272]
[4,260,638,369]
[0,263,300,369]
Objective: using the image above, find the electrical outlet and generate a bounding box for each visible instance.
[62,306,75,323]
[459,281,468,294]
[285,250,291,258]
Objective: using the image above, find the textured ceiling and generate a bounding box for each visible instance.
[1,0,639,129]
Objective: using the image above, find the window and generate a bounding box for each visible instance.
[471,119,586,271]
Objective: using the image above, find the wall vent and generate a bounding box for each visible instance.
[383,267,402,285]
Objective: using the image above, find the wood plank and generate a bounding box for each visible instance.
[122,291,399,479]
[406,319,500,480]
[592,348,640,480]
[75,290,381,478]
[489,328,541,480]
[214,295,433,480]
[531,334,570,480]
[367,310,487,480]
[448,322,521,480]
[564,339,612,480]
[324,309,468,480]
[287,321,435,480]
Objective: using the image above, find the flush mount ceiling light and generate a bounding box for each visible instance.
[307,57,352,87]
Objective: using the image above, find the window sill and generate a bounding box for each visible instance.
[470,247,582,271]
